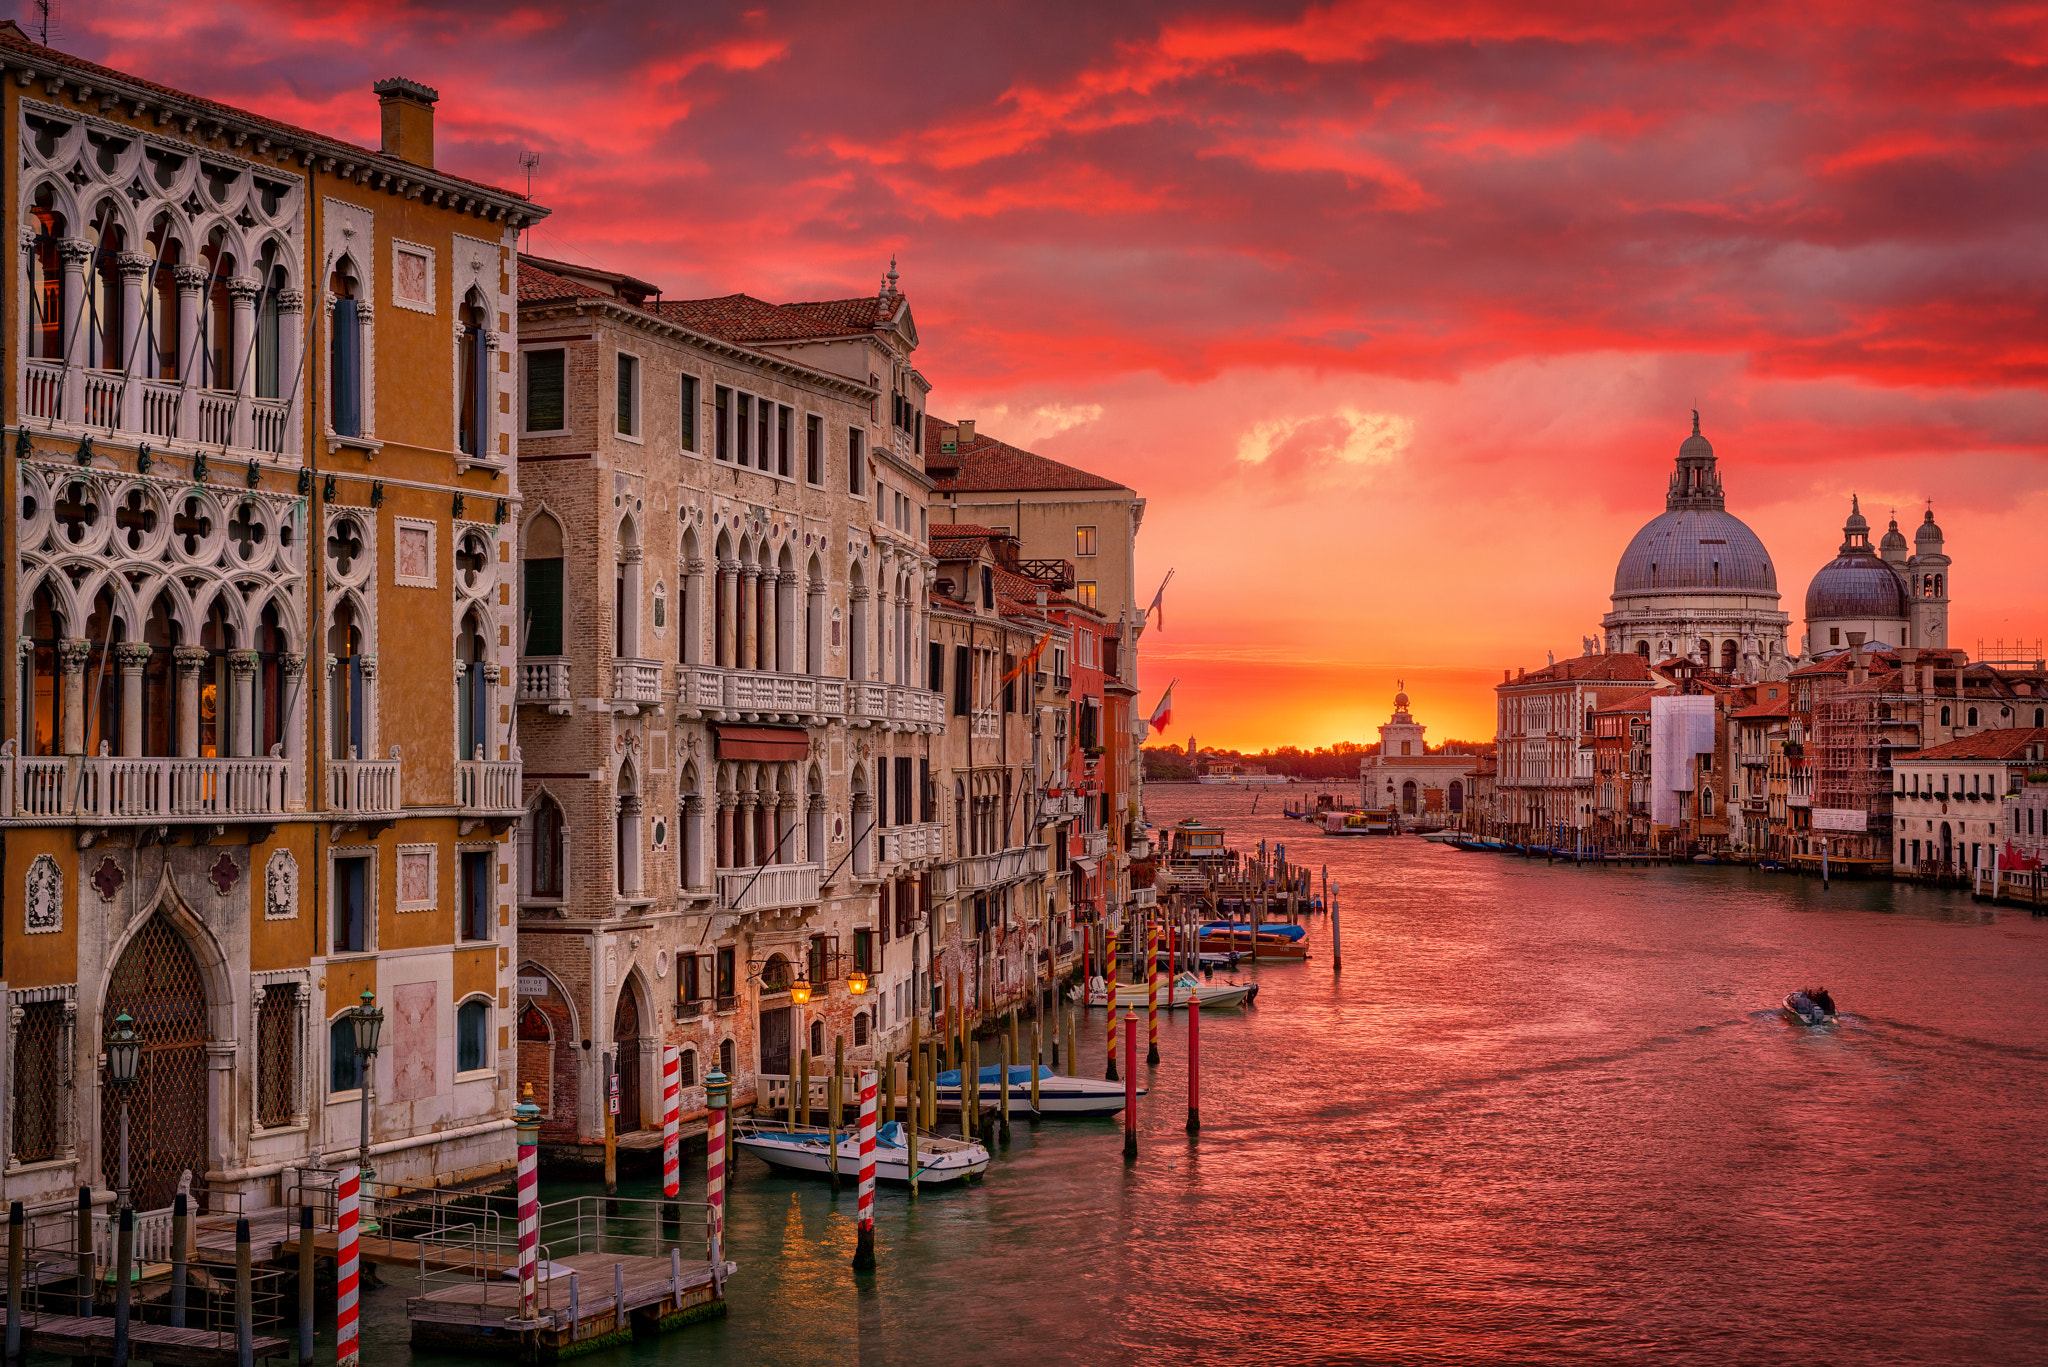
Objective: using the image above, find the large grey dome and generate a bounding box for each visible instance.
[1613,508,1778,595]
[1805,554,1908,620]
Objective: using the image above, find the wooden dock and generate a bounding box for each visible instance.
[280,1226,516,1274]
[19,1313,289,1365]
[406,1250,727,1359]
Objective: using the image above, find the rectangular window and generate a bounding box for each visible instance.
[716,946,736,1001]
[457,999,488,1073]
[756,398,771,471]
[920,757,933,822]
[334,856,369,953]
[953,644,971,716]
[853,928,873,974]
[777,405,792,477]
[896,756,914,826]
[616,353,639,436]
[848,427,865,495]
[679,375,699,452]
[460,851,493,942]
[806,414,822,484]
[1076,526,1097,557]
[680,955,702,1003]
[736,394,751,465]
[523,558,564,655]
[928,642,943,692]
[715,386,732,461]
[523,349,565,432]
[1077,581,1098,610]
[10,1001,64,1163]
[256,985,299,1128]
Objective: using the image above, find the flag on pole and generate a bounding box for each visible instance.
[1144,570,1173,632]
[1147,681,1175,734]
[1000,632,1050,688]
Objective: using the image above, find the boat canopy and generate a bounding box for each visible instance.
[935,1064,1053,1087]
[1201,921,1306,941]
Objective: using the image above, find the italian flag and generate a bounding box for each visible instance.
[1147,682,1175,734]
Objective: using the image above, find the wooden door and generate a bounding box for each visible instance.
[612,991,642,1133]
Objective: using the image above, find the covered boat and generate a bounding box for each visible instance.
[933,1065,1140,1118]
[1198,920,1310,959]
[733,1120,989,1185]
[1086,971,1256,1010]
[1782,987,1837,1026]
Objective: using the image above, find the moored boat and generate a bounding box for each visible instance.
[1323,809,1395,835]
[733,1119,989,1185]
[1086,971,1256,1009]
[1197,927,1309,959]
[933,1065,1140,1117]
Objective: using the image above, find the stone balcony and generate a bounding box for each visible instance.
[879,822,945,865]
[517,658,572,715]
[327,756,402,822]
[954,844,1050,892]
[25,359,298,460]
[611,659,665,712]
[1082,829,1110,860]
[2,755,291,821]
[455,757,523,824]
[718,861,823,915]
[678,664,846,725]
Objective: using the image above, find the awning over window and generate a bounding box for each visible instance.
[713,725,812,762]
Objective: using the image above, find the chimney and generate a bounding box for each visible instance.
[374,78,439,168]
[957,418,975,443]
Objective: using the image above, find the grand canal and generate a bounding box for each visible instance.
[360,787,2048,1365]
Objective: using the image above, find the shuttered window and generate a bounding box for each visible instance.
[524,558,564,656]
[952,645,970,716]
[524,349,565,432]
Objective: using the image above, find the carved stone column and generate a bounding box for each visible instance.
[57,239,91,417]
[776,570,798,674]
[717,559,738,669]
[174,646,207,758]
[115,251,151,428]
[173,266,208,441]
[116,642,151,758]
[683,558,706,667]
[276,289,305,456]
[739,566,760,673]
[226,276,261,445]
[57,639,91,755]
[228,649,258,757]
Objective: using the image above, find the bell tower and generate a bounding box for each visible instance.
[1907,507,1949,649]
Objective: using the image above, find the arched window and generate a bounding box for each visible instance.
[1635,640,1649,657]
[459,290,491,457]
[457,999,490,1073]
[523,514,564,656]
[679,1048,697,1088]
[853,1012,869,1046]
[142,592,178,756]
[530,795,566,898]
[1940,706,1951,727]
[328,594,365,759]
[679,528,702,666]
[1967,707,1978,727]
[616,764,642,896]
[329,260,362,435]
[517,1004,552,1113]
[146,217,181,380]
[26,187,65,362]
[2035,708,2043,728]
[86,206,124,372]
[719,1038,735,1077]
[458,608,489,759]
[806,766,825,864]
[198,596,234,758]
[810,1019,824,1058]
[1449,780,1464,814]
[330,1016,363,1093]
[201,231,235,392]
[1720,640,1738,672]
[256,602,287,757]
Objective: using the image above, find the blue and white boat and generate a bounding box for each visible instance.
[934,1064,1140,1118]
[732,1119,989,1185]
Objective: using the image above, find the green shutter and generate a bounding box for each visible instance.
[525,350,565,431]
[524,558,564,655]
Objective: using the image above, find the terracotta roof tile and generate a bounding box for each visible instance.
[518,259,607,304]
[924,415,1127,493]
[1500,654,1666,688]
[1895,727,2048,762]
[658,292,894,343]
[1593,689,1662,715]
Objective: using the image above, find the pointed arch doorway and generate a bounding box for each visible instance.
[612,989,643,1134]
[101,914,211,1211]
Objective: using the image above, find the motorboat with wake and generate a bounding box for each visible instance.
[1782,986,1837,1026]
[933,1064,1140,1118]
[1087,970,1256,1010]
[732,1119,990,1185]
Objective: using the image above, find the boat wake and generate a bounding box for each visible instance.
[1853,1016,2048,1064]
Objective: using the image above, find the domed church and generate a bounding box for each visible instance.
[1802,499,1949,654]
[1602,415,1790,673]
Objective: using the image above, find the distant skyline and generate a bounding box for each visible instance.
[61,1,2048,750]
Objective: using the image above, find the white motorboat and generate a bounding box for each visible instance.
[732,1119,989,1185]
[934,1064,1141,1118]
[1086,971,1256,1010]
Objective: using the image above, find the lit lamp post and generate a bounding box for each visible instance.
[351,989,383,1229]
[105,1011,142,1208]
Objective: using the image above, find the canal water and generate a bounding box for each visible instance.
[363,786,2048,1365]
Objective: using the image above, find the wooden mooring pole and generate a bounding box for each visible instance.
[1187,994,1201,1135]
[297,1206,315,1366]
[169,1191,188,1328]
[5,1201,22,1367]
[1123,1010,1139,1161]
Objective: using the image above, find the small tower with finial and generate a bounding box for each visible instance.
[1906,499,1949,649]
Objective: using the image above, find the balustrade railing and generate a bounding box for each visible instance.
[717,861,822,913]
[328,758,401,817]
[954,845,1049,891]
[250,398,289,454]
[456,759,522,813]
[611,658,664,704]
[879,822,945,864]
[8,755,289,819]
[970,708,1001,739]
[886,684,944,728]
[517,657,571,706]
[83,371,124,428]
[848,681,887,721]
[196,391,236,447]
[140,381,181,439]
[676,663,846,720]
[24,359,62,421]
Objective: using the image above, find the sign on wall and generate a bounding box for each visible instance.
[517,975,551,997]
[1811,807,1869,833]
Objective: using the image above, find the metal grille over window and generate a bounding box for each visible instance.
[256,985,300,1128]
[10,1000,66,1164]
[102,915,211,1211]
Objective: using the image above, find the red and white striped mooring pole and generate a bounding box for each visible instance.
[514,1086,540,1323]
[853,1068,878,1270]
[335,1165,360,1367]
[661,1046,681,1202]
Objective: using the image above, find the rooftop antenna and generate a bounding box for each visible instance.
[33,0,60,45]
[517,151,540,250]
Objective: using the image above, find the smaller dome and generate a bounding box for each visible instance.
[1880,516,1908,556]
[1393,690,1410,710]
[1678,411,1713,463]
[1843,494,1867,535]
[1916,508,1944,544]
[1805,554,1909,622]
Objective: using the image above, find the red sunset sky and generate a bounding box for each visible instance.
[61,1,2048,749]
